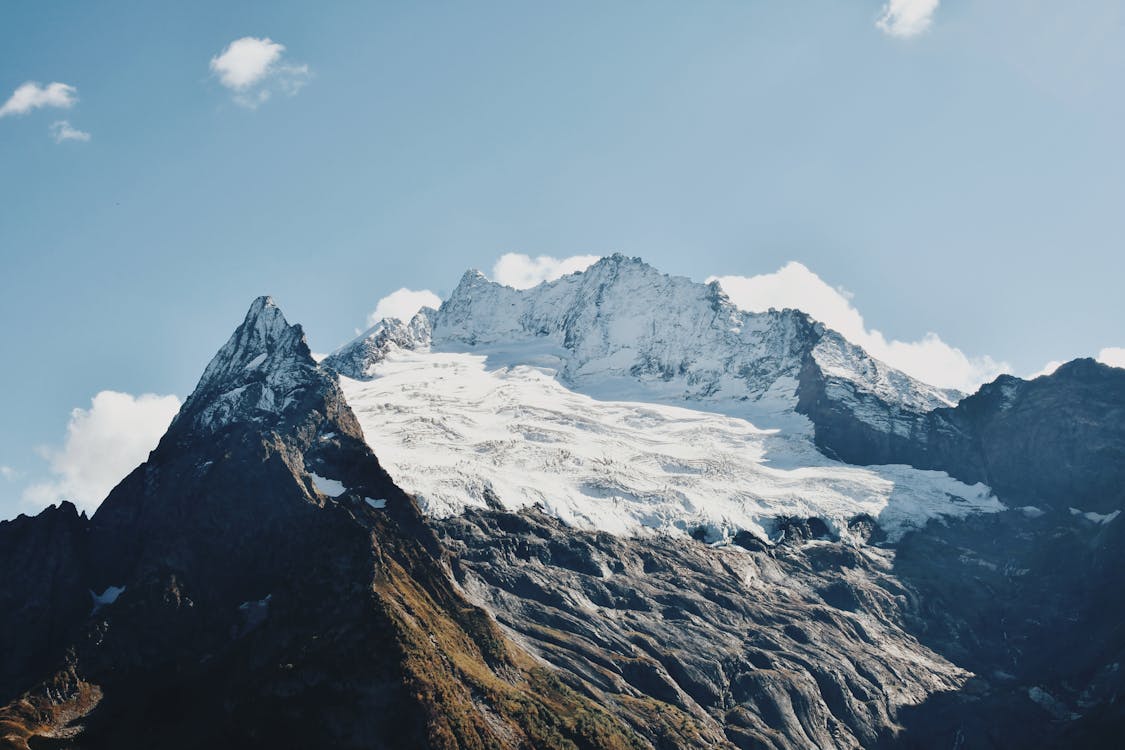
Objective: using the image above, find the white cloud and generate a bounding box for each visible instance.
[1030,360,1065,379]
[876,0,940,38]
[210,37,284,89]
[0,81,78,118]
[709,262,1008,392]
[1097,347,1125,369]
[209,37,310,108]
[49,120,90,143]
[22,391,181,514]
[491,253,602,290]
[366,288,442,328]
[1,466,16,481]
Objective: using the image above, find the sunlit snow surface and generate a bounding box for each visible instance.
[341,350,1001,542]
[310,472,346,498]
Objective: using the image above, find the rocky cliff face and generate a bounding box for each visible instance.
[805,357,1125,515]
[0,501,89,702]
[436,507,968,750]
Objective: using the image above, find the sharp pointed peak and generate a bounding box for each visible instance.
[169,296,320,435]
[240,294,290,330]
[248,294,277,311]
[453,268,491,289]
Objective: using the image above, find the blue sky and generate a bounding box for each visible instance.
[1,0,1123,518]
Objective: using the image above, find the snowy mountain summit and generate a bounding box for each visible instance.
[330,254,958,421]
[325,256,1000,541]
[171,295,321,436]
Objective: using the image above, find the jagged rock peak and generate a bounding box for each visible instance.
[196,296,312,385]
[330,255,959,422]
[169,296,321,435]
[452,268,489,290]
[323,309,434,380]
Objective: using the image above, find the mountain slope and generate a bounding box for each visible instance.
[0,298,673,750]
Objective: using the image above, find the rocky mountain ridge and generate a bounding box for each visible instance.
[328,255,960,427]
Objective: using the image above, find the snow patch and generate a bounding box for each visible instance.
[1028,686,1078,720]
[243,352,267,370]
[364,497,387,509]
[1069,507,1120,525]
[90,585,126,613]
[310,472,346,497]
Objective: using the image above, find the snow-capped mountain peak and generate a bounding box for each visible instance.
[323,257,999,544]
[170,296,320,434]
[323,310,433,379]
[331,254,957,419]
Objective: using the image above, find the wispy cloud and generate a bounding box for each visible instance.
[366,288,442,328]
[710,261,1008,392]
[0,466,17,481]
[876,0,940,38]
[491,253,602,290]
[49,120,90,143]
[210,37,310,108]
[22,391,181,514]
[0,81,78,118]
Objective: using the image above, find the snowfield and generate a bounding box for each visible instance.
[341,349,1001,542]
[333,256,1003,543]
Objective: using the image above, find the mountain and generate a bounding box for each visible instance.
[3,260,1124,749]
[0,298,668,749]
[325,255,998,541]
[328,254,960,419]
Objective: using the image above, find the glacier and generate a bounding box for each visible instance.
[330,255,1003,542]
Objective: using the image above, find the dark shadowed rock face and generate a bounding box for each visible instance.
[888,506,1125,748]
[0,298,653,750]
[801,358,1125,515]
[795,357,1125,747]
[0,502,90,700]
